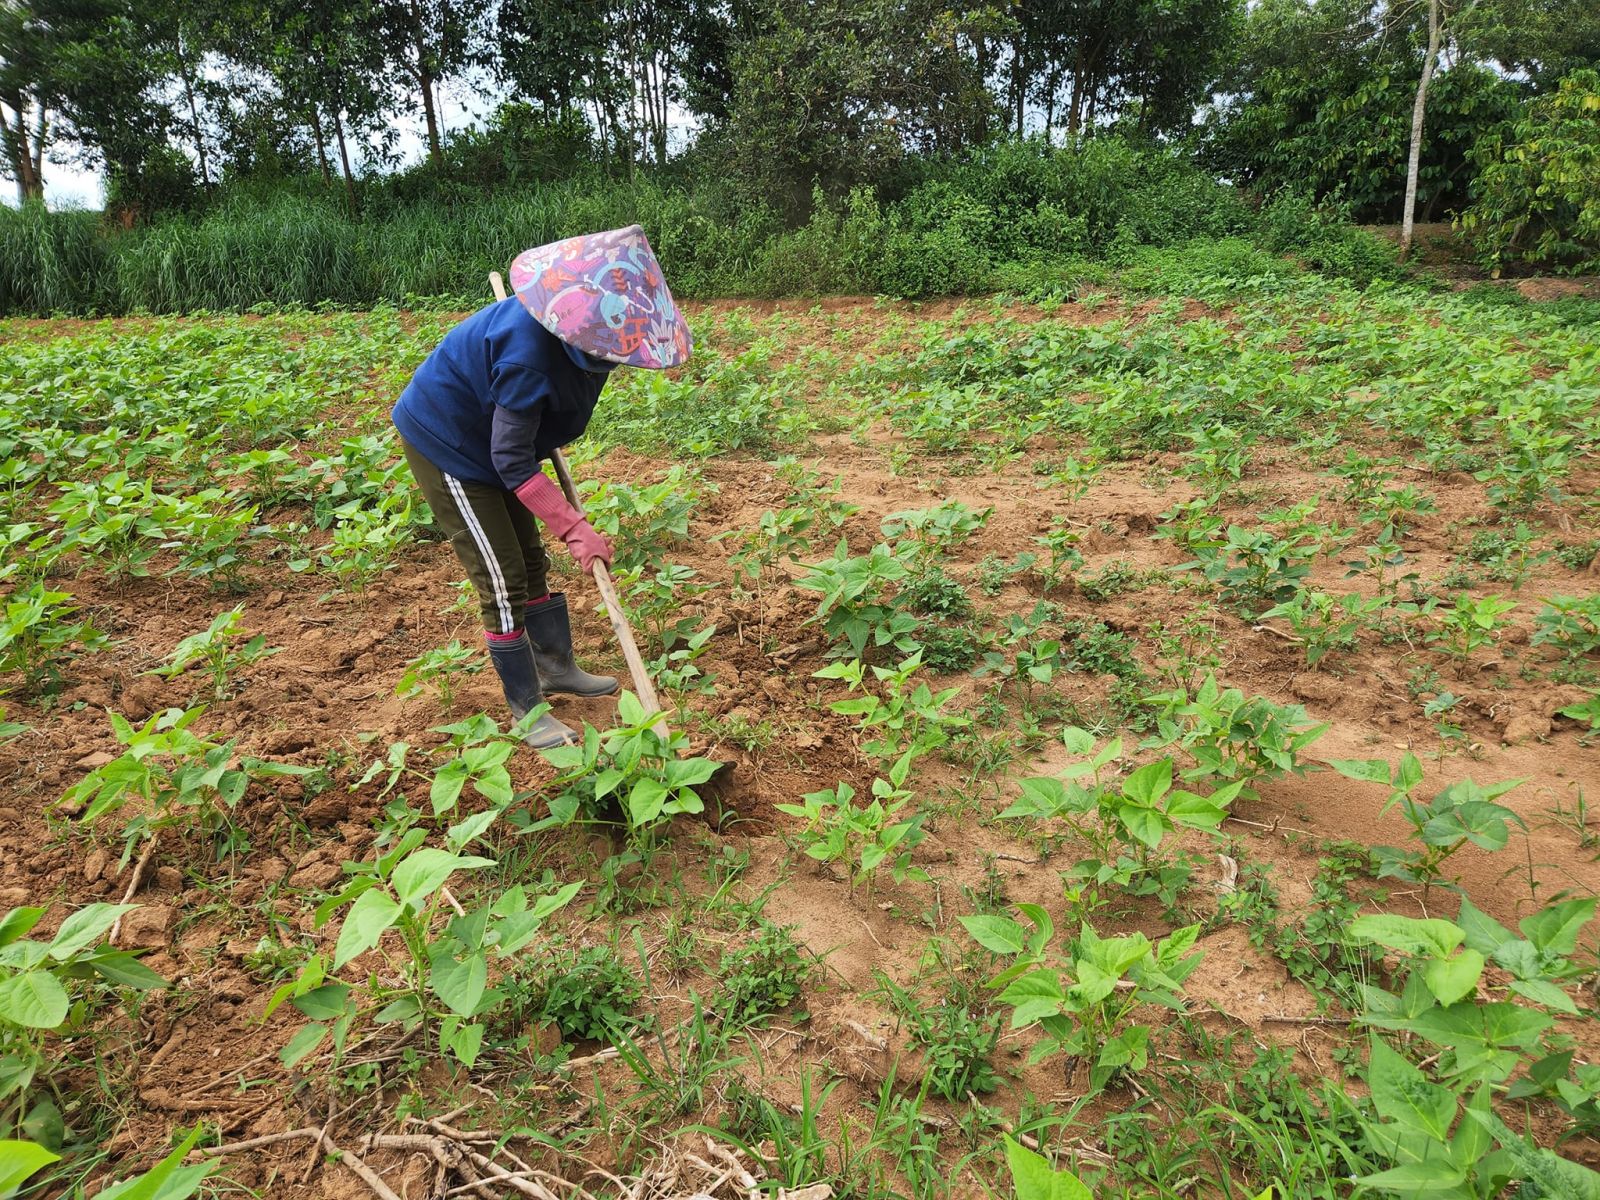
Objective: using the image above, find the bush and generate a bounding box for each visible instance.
[1460,69,1600,275]
[1256,192,1401,285]
[0,136,1406,313]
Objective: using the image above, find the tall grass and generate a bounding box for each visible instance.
[0,143,1295,315]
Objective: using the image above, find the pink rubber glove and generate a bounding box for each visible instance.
[514,473,614,574]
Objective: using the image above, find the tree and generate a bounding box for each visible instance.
[997,0,1237,140]
[1201,0,1522,222]
[0,0,48,201]
[211,0,397,208]
[1399,0,1444,258]
[0,0,170,206]
[376,0,487,167]
[720,0,1000,213]
[1459,68,1600,273]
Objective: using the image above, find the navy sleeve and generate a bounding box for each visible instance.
[490,405,543,491]
[487,360,552,490]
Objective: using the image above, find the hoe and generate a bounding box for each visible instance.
[488,271,735,805]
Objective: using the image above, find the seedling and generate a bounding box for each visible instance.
[62,707,310,864]
[777,751,930,895]
[718,921,813,1026]
[1428,594,1517,671]
[287,826,580,1069]
[537,693,722,844]
[0,584,106,696]
[1143,675,1328,797]
[1532,595,1600,658]
[1330,755,1524,891]
[795,540,918,660]
[963,904,1201,1092]
[815,653,969,761]
[0,902,166,1141]
[395,640,483,710]
[152,606,278,701]
[1261,590,1391,668]
[1182,525,1314,613]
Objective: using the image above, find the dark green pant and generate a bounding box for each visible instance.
[401,438,550,634]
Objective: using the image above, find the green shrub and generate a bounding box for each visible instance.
[1460,69,1600,275]
[1256,192,1401,285]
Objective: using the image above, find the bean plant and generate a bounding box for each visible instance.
[283,820,579,1069]
[62,707,309,863]
[963,904,1202,1093]
[0,585,105,696]
[152,606,277,701]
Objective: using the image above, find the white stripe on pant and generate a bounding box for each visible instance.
[443,472,515,634]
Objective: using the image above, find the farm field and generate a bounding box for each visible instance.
[2,240,1599,1198]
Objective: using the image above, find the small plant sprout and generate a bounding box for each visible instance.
[395,640,483,710]
[284,824,580,1070]
[1428,593,1518,672]
[537,692,722,843]
[962,904,1202,1092]
[777,751,929,895]
[151,606,278,700]
[0,583,107,696]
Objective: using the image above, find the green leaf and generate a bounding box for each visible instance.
[1120,805,1167,849]
[1422,950,1484,1007]
[428,760,469,815]
[1329,757,1395,785]
[1366,1038,1456,1141]
[1348,915,1463,960]
[391,849,495,912]
[429,949,488,1017]
[331,889,400,970]
[446,1020,485,1069]
[291,983,351,1021]
[1519,898,1595,957]
[1507,978,1579,1014]
[0,972,69,1030]
[999,969,1066,1026]
[960,915,1028,956]
[1454,897,1512,957]
[1002,1135,1092,1200]
[84,952,166,990]
[1122,759,1173,805]
[279,1023,327,1069]
[626,777,671,827]
[47,903,135,960]
[445,809,498,851]
[0,909,44,949]
[1355,1162,1468,1192]
[95,1125,215,1200]
[0,1140,60,1197]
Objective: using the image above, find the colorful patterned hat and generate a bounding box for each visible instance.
[509,225,691,370]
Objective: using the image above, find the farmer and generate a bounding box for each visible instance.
[391,225,691,748]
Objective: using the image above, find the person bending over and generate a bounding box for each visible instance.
[391,225,690,748]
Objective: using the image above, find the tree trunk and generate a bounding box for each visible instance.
[330,104,359,213]
[1399,0,1442,261]
[1013,50,1025,137]
[309,104,332,185]
[408,0,443,165]
[8,102,44,203]
[179,51,210,189]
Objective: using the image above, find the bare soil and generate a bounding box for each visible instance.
[3,295,1597,1196]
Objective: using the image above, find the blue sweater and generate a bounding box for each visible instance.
[392,298,612,489]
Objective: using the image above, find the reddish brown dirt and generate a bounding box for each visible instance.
[2,296,1597,1195]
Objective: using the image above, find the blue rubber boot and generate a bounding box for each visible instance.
[526,594,619,697]
[487,632,576,749]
